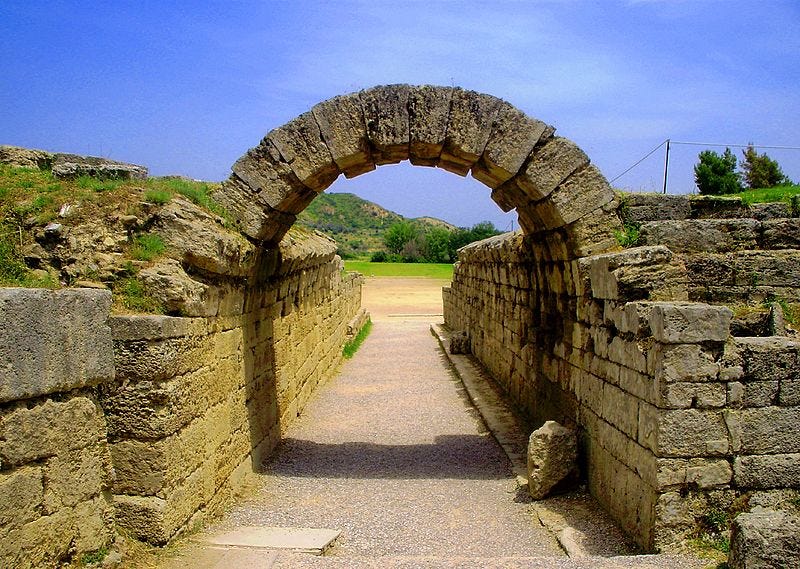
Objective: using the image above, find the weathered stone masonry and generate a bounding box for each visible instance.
[444,198,800,550]
[2,85,798,563]
[0,232,364,566]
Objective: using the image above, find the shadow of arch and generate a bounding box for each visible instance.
[212,84,623,260]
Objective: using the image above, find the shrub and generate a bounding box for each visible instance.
[370,250,388,262]
[694,148,742,195]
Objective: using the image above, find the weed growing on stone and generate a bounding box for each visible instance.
[113,277,163,314]
[129,234,165,262]
[79,547,109,565]
[343,318,372,359]
[614,223,640,248]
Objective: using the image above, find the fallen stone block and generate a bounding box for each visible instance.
[527,420,577,499]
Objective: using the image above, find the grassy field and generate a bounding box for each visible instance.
[344,261,454,280]
[732,184,800,205]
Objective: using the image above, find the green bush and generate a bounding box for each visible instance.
[695,148,742,195]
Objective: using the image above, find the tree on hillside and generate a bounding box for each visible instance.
[383,221,419,255]
[694,148,742,195]
[740,145,791,189]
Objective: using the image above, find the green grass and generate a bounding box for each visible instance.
[113,277,163,314]
[143,188,172,204]
[129,234,165,261]
[343,318,372,359]
[344,261,454,279]
[733,184,800,207]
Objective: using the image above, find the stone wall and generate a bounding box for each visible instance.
[0,234,365,564]
[100,235,363,544]
[0,289,116,568]
[444,231,799,551]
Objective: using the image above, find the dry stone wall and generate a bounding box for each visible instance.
[444,228,799,550]
[0,289,116,568]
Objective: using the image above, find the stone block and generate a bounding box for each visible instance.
[439,88,503,175]
[0,288,113,403]
[734,454,800,489]
[0,466,43,530]
[563,205,622,257]
[638,405,730,457]
[586,245,687,302]
[512,136,588,203]
[43,446,110,511]
[729,510,800,569]
[360,84,411,165]
[761,218,800,249]
[600,383,640,439]
[739,407,800,454]
[70,496,115,553]
[0,397,105,466]
[658,381,727,409]
[155,199,258,277]
[230,140,317,214]
[211,175,296,242]
[640,219,760,253]
[266,111,340,191]
[471,102,550,188]
[0,508,73,569]
[407,84,452,165]
[527,421,577,499]
[621,192,691,223]
[735,337,799,383]
[649,302,732,344]
[655,457,732,490]
[51,152,147,180]
[311,91,374,176]
[649,343,719,384]
[533,165,616,229]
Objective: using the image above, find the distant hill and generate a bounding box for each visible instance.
[296,192,455,258]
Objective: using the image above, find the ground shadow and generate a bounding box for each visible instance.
[263,435,515,480]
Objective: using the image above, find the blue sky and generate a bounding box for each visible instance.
[2,1,799,229]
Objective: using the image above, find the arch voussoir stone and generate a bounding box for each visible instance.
[531,164,616,230]
[439,88,504,176]
[266,111,341,191]
[312,92,375,178]
[471,102,553,190]
[408,85,453,166]
[212,175,297,242]
[360,84,412,165]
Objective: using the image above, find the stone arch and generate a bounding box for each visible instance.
[212,84,623,259]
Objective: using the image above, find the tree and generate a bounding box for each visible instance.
[740,145,790,189]
[694,148,742,195]
[383,221,419,254]
[422,227,451,263]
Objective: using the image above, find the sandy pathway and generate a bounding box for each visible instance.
[218,318,563,560]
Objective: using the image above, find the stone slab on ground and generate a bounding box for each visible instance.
[200,526,340,555]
